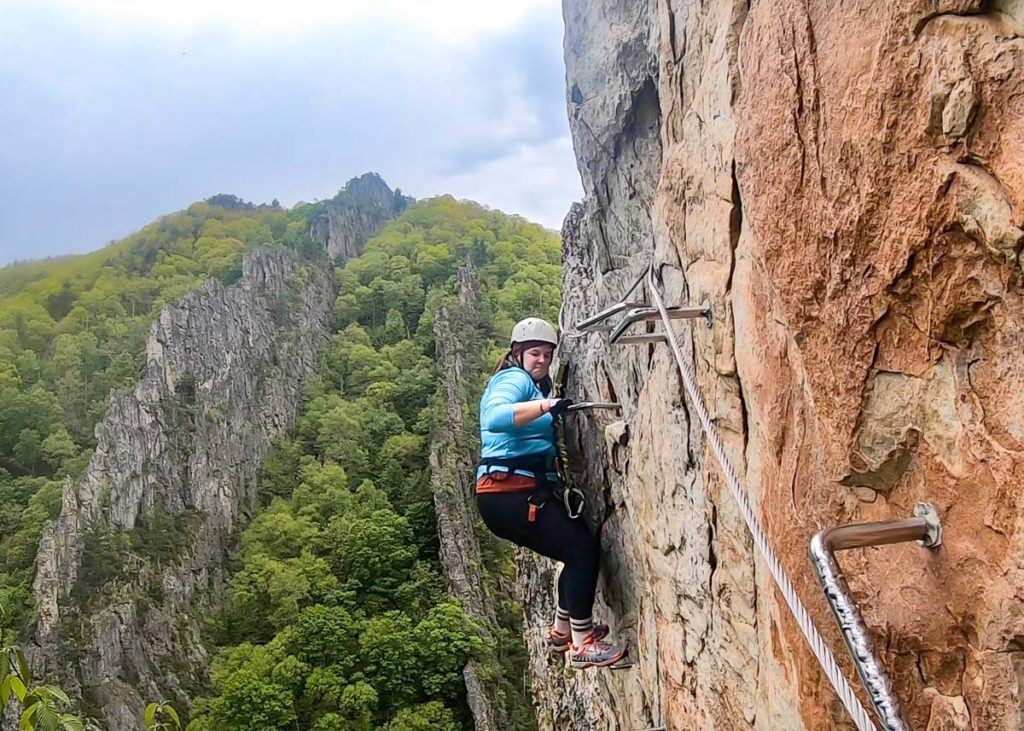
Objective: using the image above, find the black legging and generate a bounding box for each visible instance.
[476,491,599,619]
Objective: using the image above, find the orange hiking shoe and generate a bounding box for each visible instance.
[569,634,627,669]
[547,623,609,654]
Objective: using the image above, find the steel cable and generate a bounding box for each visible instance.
[645,264,878,731]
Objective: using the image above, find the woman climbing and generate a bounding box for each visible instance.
[475,316,627,669]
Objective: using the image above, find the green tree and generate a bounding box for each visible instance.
[291,605,357,670]
[358,612,419,710]
[291,462,354,526]
[414,602,486,700]
[41,428,78,472]
[323,509,416,602]
[200,670,296,731]
[222,552,337,642]
[384,702,460,731]
[241,502,318,561]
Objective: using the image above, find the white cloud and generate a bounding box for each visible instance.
[422,134,581,230]
[0,0,579,263]
[21,0,556,45]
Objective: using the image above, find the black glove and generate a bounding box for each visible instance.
[548,398,574,416]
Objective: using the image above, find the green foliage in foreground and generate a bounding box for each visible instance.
[1,644,181,731]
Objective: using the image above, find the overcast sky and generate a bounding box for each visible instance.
[0,0,582,265]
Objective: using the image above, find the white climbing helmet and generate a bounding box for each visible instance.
[510,317,558,347]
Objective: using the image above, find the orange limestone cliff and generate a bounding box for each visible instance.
[518,2,1023,729]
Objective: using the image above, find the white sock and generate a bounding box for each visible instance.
[570,617,595,647]
[554,607,570,635]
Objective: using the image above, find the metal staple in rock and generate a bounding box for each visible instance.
[559,266,647,339]
[645,264,878,731]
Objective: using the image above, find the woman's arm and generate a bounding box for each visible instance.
[510,398,551,427]
[481,372,554,432]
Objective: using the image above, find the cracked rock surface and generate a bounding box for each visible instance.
[521,1,1024,728]
[24,248,335,727]
[16,178,405,730]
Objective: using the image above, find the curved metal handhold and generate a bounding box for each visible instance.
[565,402,622,412]
[809,504,944,731]
[575,301,650,332]
[606,307,649,343]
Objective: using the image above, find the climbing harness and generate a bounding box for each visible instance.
[577,262,881,731]
[477,453,587,521]
[547,361,621,520]
[478,455,561,521]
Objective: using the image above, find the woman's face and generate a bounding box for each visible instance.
[521,344,554,380]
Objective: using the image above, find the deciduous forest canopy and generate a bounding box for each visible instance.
[0,184,560,730]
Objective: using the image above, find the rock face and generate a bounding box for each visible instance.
[17,177,406,729]
[523,1,1024,729]
[430,262,504,731]
[309,173,411,264]
[26,248,334,727]
[431,261,539,731]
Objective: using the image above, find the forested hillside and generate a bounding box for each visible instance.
[0,175,408,645]
[0,186,560,730]
[0,195,315,642]
[188,196,560,730]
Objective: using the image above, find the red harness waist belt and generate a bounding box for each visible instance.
[475,472,537,494]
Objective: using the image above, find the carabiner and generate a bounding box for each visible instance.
[563,487,586,520]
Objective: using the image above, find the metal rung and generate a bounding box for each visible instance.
[565,402,622,412]
[809,502,942,731]
[613,334,667,345]
[575,301,650,332]
[658,305,711,321]
[609,305,712,344]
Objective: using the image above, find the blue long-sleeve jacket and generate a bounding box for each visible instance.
[477,367,556,479]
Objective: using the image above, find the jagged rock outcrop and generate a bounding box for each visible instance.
[521,2,1023,729]
[309,173,411,264]
[17,176,408,729]
[429,262,504,731]
[24,248,334,728]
